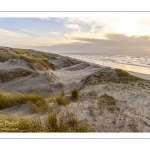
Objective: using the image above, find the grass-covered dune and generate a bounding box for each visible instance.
[0,90,93,132]
[78,67,145,88]
[0,46,81,70]
[0,91,49,113]
[0,68,35,83]
[0,46,83,95]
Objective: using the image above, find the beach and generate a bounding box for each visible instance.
[0,46,150,132]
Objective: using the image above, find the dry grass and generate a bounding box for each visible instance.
[0,52,17,62]
[0,115,43,132]
[0,111,93,132]
[11,48,26,55]
[71,89,79,100]
[54,95,70,106]
[45,112,92,132]
[0,47,59,70]
[0,68,33,83]
[0,91,49,113]
[79,68,145,89]
[86,90,98,97]
[99,94,120,113]
[19,55,58,70]
[26,95,49,113]
[115,69,143,81]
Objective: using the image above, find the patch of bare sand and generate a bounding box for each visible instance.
[128,71,150,80]
[52,63,101,93]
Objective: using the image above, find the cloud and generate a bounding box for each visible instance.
[0,28,25,38]
[39,17,50,21]
[49,31,60,35]
[19,28,38,35]
[63,17,150,37]
[41,34,150,54]
[64,24,81,30]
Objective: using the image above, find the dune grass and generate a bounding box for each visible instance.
[0,68,33,83]
[71,89,79,100]
[11,48,26,55]
[115,69,143,81]
[20,49,58,60]
[53,95,70,106]
[79,68,145,89]
[99,94,119,112]
[0,47,59,70]
[45,112,92,132]
[0,111,92,132]
[0,115,43,132]
[18,55,59,70]
[0,52,17,62]
[27,95,49,113]
[0,91,49,113]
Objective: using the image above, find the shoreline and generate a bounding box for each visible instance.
[1,47,150,132]
[64,55,150,81]
[128,71,150,81]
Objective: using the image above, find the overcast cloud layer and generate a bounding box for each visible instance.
[1,16,150,54]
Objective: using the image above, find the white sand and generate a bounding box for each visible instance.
[128,71,150,80]
[0,47,150,132]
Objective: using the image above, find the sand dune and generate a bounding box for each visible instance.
[0,46,150,132]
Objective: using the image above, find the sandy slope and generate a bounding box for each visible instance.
[0,46,150,132]
[52,63,101,92]
[128,71,150,80]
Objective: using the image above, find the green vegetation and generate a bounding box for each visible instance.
[0,47,59,70]
[0,52,17,62]
[71,89,79,100]
[60,89,65,97]
[86,90,97,97]
[0,47,82,71]
[0,111,92,132]
[62,57,80,67]
[0,115,43,132]
[115,69,142,81]
[0,91,49,113]
[45,112,92,132]
[66,57,80,65]
[11,48,26,55]
[54,95,70,106]
[26,95,49,113]
[79,68,145,88]
[19,55,59,70]
[99,94,116,106]
[0,47,8,52]
[99,94,119,112]
[0,68,33,83]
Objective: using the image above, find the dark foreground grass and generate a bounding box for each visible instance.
[0,115,43,132]
[0,112,93,132]
[0,91,49,113]
[0,68,33,83]
[99,94,120,113]
[45,112,92,132]
[71,89,79,100]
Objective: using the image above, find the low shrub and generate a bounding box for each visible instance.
[0,91,49,113]
[71,89,79,100]
[0,68,33,83]
[0,112,93,132]
[55,96,70,106]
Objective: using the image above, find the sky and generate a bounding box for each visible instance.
[1,14,150,54]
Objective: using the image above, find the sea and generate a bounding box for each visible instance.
[61,53,150,76]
